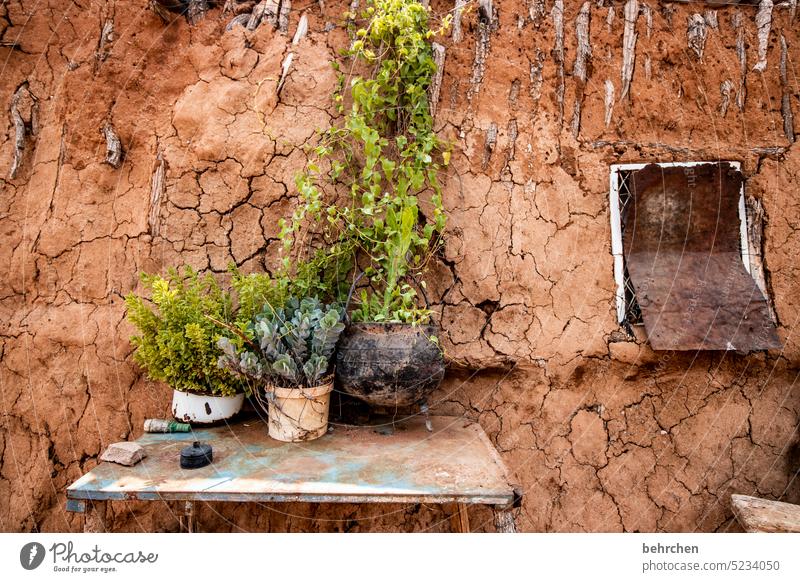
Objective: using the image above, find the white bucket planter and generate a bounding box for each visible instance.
[266,382,333,442]
[171,390,244,425]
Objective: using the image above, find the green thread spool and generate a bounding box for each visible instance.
[144,419,191,433]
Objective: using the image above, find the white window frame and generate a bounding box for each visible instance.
[609,161,750,325]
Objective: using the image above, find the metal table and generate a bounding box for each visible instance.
[66,416,520,532]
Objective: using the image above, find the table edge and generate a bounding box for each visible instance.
[65,490,515,510]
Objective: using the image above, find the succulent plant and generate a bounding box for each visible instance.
[218,296,345,388]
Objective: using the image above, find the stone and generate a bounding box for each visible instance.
[99,442,147,466]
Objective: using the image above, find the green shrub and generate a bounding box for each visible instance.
[125,267,245,396]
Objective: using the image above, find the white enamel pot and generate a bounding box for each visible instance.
[171,390,244,425]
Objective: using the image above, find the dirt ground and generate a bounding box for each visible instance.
[1,0,799,532]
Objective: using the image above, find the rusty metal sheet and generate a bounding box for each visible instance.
[623,162,780,351]
[66,416,515,508]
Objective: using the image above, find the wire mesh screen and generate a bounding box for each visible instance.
[617,170,644,326]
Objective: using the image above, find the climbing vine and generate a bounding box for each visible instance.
[280,0,451,324]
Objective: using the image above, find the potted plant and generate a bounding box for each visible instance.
[280,0,450,409]
[125,267,247,425]
[217,296,345,442]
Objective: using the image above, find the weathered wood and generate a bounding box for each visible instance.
[733,12,747,111]
[277,52,294,95]
[642,3,653,38]
[751,145,788,156]
[429,42,446,118]
[101,122,123,168]
[606,5,614,33]
[753,0,773,73]
[731,494,800,533]
[687,14,707,60]
[186,0,209,25]
[148,150,166,237]
[505,118,518,168]
[482,123,497,170]
[604,79,615,127]
[277,0,291,33]
[719,79,734,117]
[227,13,250,31]
[447,502,470,532]
[529,0,546,27]
[779,35,795,143]
[552,0,565,123]
[591,139,788,158]
[620,0,638,101]
[9,84,27,179]
[180,501,196,533]
[529,49,544,110]
[452,0,466,43]
[508,79,521,108]
[96,18,114,63]
[571,2,592,139]
[248,0,279,30]
[745,196,778,323]
[457,503,470,533]
[573,3,591,85]
[247,1,266,29]
[292,12,308,45]
[467,5,493,106]
[493,508,517,533]
[228,0,256,14]
[447,503,462,532]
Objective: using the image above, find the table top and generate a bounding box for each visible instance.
[66,416,515,507]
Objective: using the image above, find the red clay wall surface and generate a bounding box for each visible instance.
[1,0,799,532]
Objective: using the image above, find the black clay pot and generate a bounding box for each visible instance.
[335,323,445,408]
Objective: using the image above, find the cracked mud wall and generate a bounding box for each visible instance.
[1,0,799,532]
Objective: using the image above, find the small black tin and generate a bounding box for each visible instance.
[180,441,212,469]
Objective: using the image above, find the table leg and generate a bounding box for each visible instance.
[84,500,107,533]
[457,503,470,532]
[180,501,196,533]
[493,507,517,533]
[446,503,470,532]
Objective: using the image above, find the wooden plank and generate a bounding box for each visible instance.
[67,416,515,507]
[731,494,800,533]
[447,502,461,532]
[180,501,196,533]
[457,503,470,533]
